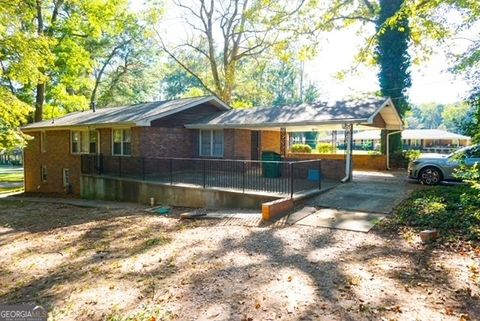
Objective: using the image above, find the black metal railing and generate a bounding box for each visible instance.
[81,155,322,197]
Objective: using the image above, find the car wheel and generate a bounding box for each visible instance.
[419,167,442,185]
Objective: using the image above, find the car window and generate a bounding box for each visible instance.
[449,147,469,160]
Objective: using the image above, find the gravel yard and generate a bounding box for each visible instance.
[0,199,478,321]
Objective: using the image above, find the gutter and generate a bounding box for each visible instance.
[341,124,354,183]
[185,118,370,130]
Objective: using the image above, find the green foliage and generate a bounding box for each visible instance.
[441,103,475,135]
[0,0,161,148]
[160,65,204,100]
[386,185,480,241]
[454,163,480,191]
[405,149,421,162]
[317,143,335,154]
[0,88,33,151]
[290,144,312,153]
[404,102,475,136]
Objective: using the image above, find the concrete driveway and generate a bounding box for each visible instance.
[291,170,419,232]
[307,170,416,213]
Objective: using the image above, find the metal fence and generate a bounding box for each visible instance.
[81,155,322,197]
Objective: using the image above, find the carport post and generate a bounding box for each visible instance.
[342,123,353,182]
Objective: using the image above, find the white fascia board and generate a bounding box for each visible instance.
[21,122,136,132]
[367,97,403,128]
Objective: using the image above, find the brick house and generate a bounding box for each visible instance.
[21,95,402,206]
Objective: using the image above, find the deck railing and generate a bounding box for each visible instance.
[81,155,322,197]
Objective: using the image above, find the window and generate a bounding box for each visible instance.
[40,131,46,153]
[76,130,98,154]
[62,168,70,187]
[71,130,99,154]
[41,165,47,182]
[112,128,131,156]
[199,130,224,157]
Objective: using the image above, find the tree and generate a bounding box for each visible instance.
[0,0,49,146]
[315,0,480,152]
[265,62,299,107]
[406,103,444,129]
[1,1,162,125]
[375,0,411,153]
[454,36,480,143]
[442,103,474,135]
[161,0,314,104]
[160,62,205,100]
[0,88,32,151]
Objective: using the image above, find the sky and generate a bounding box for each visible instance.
[305,27,472,105]
[131,0,475,105]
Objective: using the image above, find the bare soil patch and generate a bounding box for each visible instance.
[0,199,478,321]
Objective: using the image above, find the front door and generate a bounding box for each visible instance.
[251,131,261,160]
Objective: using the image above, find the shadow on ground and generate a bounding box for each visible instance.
[0,199,478,320]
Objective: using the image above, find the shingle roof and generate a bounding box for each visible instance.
[186,97,394,129]
[22,96,229,130]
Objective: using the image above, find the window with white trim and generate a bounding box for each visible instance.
[71,130,98,154]
[40,131,46,153]
[41,165,48,182]
[112,128,131,156]
[62,168,70,187]
[199,130,224,157]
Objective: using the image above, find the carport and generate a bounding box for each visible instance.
[187,97,404,181]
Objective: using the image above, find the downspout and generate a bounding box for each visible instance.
[341,123,353,183]
[386,130,402,170]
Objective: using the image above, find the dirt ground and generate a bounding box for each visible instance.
[0,199,479,321]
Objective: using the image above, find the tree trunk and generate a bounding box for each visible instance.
[34,0,44,122]
[34,82,45,122]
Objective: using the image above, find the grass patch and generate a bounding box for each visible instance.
[0,187,24,194]
[0,172,24,182]
[106,305,172,321]
[144,235,171,249]
[382,185,480,241]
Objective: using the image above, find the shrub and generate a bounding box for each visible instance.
[290,144,312,153]
[405,149,421,162]
[389,149,421,169]
[317,143,335,154]
[455,162,480,191]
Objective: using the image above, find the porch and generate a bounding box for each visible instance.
[81,155,334,199]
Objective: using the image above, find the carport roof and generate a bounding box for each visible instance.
[186,97,403,131]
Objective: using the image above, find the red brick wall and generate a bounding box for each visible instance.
[233,129,251,159]
[261,130,281,154]
[288,153,387,171]
[24,130,82,194]
[138,127,195,158]
[99,128,111,155]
